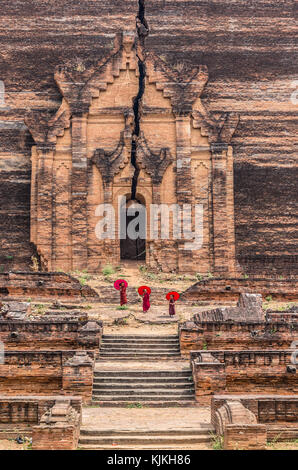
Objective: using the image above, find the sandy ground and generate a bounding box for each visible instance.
[0,439,30,450]
[81,407,211,431]
[30,262,297,329]
[87,261,200,292]
[266,440,298,450]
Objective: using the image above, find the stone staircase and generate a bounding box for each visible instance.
[78,426,214,450]
[98,334,181,360]
[79,334,207,449]
[92,334,197,406]
[91,369,195,406]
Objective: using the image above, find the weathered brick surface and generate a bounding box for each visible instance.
[0,1,296,275]
[212,395,298,443]
[0,350,94,403]
[191,350,298,403]
[179,293,298,356]
[180,321,297,357]
[181,277,298,302]
[224,424,267,450]
[32,399,81,450]
[145,0,297,276]
[0,395,81,439]
[0,1,138,271]
[0,272,99,301]
[0,319,102,351]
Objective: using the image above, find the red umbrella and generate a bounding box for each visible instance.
[114,279,128,290]
[166,291,180,301]
[138,285,151,296]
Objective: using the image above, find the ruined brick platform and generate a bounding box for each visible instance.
[211,395,298,449]
[191,350,298,404]
[0,272,99,302]
[181,278,298,302]
[0,319,102,351]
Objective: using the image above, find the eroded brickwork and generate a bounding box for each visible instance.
[0,272,99,301]
[212,395,298,446]
[191,350,298,403]
[0,351,94,403]
[0,319,102,351]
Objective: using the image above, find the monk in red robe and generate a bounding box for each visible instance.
[142,288,150,313]
[120,282,127,306]
[169,294,176,316]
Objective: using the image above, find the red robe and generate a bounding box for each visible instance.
[169,298,176,316]
[142,292,150,312]
[120,285,127,305]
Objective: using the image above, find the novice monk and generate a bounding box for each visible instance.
[142,288,150,313]
[120,282,127,306]
[168,294,176,316]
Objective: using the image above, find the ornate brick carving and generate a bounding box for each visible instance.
[146,53,209,115]
[136,132,173,185]
[193,107,239,146]
[25,102,71,150]
[54,31,137,114]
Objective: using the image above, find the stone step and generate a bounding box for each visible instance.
[98,353,181,358]
[102,339,179,344]
[80,427,213,436]
[90,400,197,407]
[92,388,195,396]
[79,434,210,445]
[94,370,191,377]
[93,377,192,383]
[101,342,179,348]
[100,347,180,353]
[97,357,182,361]
[93,383,194,389]
[102,335,179,340]
[91,394,195,401]
[78,444,209,450]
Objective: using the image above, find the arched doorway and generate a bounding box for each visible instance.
[120,197,146,261]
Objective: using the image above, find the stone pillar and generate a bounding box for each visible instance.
[179,322,204,358]
[224,424,267,450]
[62,351,94,404]
[30,146,39,247]
[210,143,230,275]
[175,114,193,272]
[192,353,226,401]
[35,147,55,271]
[71,114,88,271]
[77,321,102,350]
[32,399,81,450]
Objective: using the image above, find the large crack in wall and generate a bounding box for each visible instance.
[130,0,149,200]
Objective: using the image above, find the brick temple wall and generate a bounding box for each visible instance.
[0,350,94,403]
[0,395,82,437]
[0,319,102,351]
[211,395,298,441]
[0,1,138,271]
[145,0,297,276]
[0,1,297,274]
[181,277,298,302]
[0,272,99,300]
[179,321,298,357]
[191,350,298,402]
